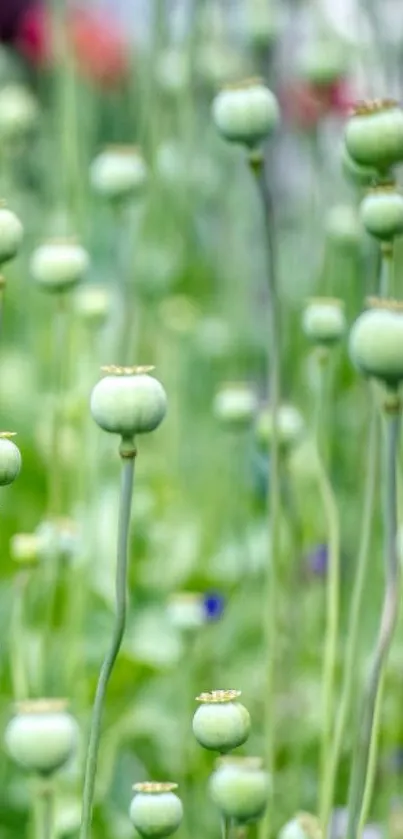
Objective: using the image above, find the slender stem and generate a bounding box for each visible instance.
[320,403,379,831]
[10,572,29,701]
[345,409,401,839]
[357,668,386,836]
[41,784,54,839]
[222,816,231,839]
[379,246,394,297]
[314,355,340,821]
[79,443,136,839]
[249,151,281,801]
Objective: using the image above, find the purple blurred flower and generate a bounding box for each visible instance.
[305,544,328,577]
[203,592,225,621]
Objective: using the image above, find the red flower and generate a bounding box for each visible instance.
[16,3,129,88]
[280,78,354,130]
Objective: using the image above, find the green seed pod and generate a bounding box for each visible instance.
[213,383,258,430]
[349,300,403,385]
[0,432,21,485]
[167,593,205,632]
[325,204,362,249]
[278,812,322,839]
[341,145,379,188]
[31,238,89,293]
[244,1,280,49]
[193,690,251,752]
[0,84,38,142]
[90,145,147,202]
[90,366,167,439]
[0,206,23,264]
[345,99,403,171]
[360,186,403,241]
[5,699,79,775]
[129,782,183,839]
[10,533,41,567]
[74,285,111,327]
[209,757,270,823]
[212,78,279,147]
[302,298,346,345]
[298,39,346,87]
[256,404,304,452]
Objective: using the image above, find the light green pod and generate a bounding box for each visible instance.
[349,305,403,384]
[90,146,147,202]
[298,40,346,86]
[278,812,322,839]
[90,367,167,438]
[31,240,89,293]
[360,188,403,241]
[256,404,304,451]
[0,207,23,265]
[193,690,251,752]
[341,145,379,188]
[325,204,362,248]
[213,383,258,429]
[129,783,183,838]
[345,100,403,171]
[0,434,21,485]
[5,699,79,775]
[212,79,279,147]
[210,758,270,823]
[302,298,346,344]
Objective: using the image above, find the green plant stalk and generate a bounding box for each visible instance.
[10,572,29,701]
[79,441,136,839]
[315,354,341,819]
[249,151,281,801]
[357,668,386,836]
[379,246,394,297]
[222,816,232,839]
[345,408,401,839]
[320,402,379,831]
[41,783,55,839]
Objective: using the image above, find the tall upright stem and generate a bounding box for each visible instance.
[320,402,378,831]
[345,407,401,839]
[79,442,136,839]
[249,151,281,795]
[314,355,340,820]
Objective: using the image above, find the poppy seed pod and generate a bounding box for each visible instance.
[74,285,111,327]
[278,813,322,839]
[90,145,147,202]
[213,383,258,429]
[0,206,23,265]
[209,757,270,823]
[345,100,403,172]
[31,239,89,293]
[129,782,183,838]
[5,699,79,775]
[212,78,279,147]
[325,204,362,248]
[256,404,304,452]
[298,39,346,87]
[0,84,38,142]
[360,186,403,241]
[349,300,403,386]
[90,366,167,439]
[302,298,346,345]
[193,690,251,752]
[0,433,21,485]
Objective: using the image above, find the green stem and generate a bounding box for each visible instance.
[10,572,29,701]
[357,668,386,836]
[35,780,55,839]
[320,403,378,831]
[249,151,281,803]
[315,357,340,820]
[79,443,136,839]
[345,409,401,839]
[222,816,231,839]
[379,246,394,297]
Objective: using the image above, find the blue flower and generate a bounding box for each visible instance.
[203,592,225,621]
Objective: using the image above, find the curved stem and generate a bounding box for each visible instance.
[320,403,379,831]
[79,444,136,839]
[249,152,281,795]
[345,410,401,839]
